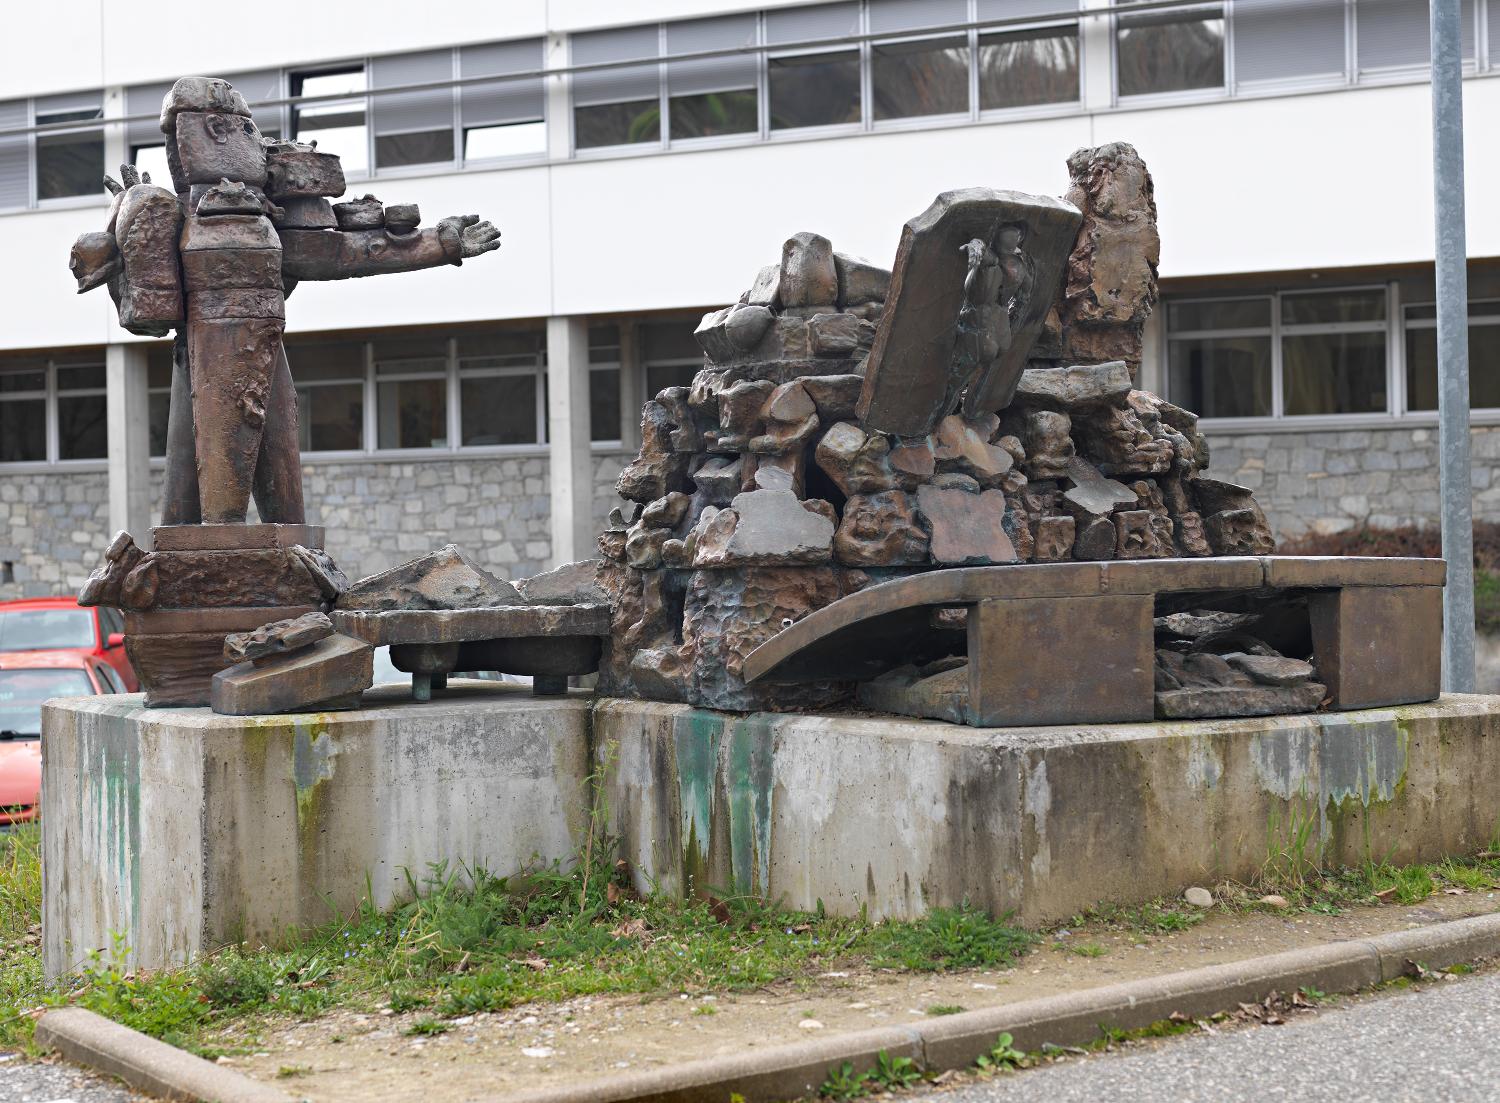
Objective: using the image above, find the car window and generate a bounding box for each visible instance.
[99,607,125,638]
[96,663,126,694]
[0,609,97,651]
[0,668,94,738]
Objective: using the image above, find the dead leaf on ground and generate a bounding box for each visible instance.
[611,918,650,940]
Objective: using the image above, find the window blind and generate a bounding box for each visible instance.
[370,49,454,136]
[573,26,661,107]
[765,2,860,46]
[976,0,1079,24]
[125,83,172,146]
[1357,0,1474,69]
[0,100,27,210]
[869,0,968,35]
[666,15,758,96]
[460,39,545,127]
[1234,0,1344,82]
[34,90,102,121]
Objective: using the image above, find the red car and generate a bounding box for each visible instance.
[0,596,137,691]
[0,651,125,825]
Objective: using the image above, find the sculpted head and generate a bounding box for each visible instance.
[159,77,267,193]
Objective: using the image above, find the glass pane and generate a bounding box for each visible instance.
[296,382,364,450]
[646,363,700,396]
[57,394,107,459]
[0,667,95,735]
[1406,324,1500,411]
[145,344,173,388]
[642,322,704,362]
[149,391,170,458]
[461,375,538,445]
[0,366,45,393]
[978,28,1080,110]
[1117,10,1225,96]
[0,609,96,651]
[464,121,546,159]
[288,340,364,381]
[669,90,757,139]
[574,100,661,148]
[1168,336,1273,417]
[1170,298,1272,333]
[130,144,171,187]
[375,129,454,168]
[1282,289,1386,326]
[457,329,543,362]
[591,367,621,441]
[1283,331,1387,415]
[377,379,447,448]
[294,70,368,174]
[589,324,620,363]
[37,131,104,200]
[873,37,970,120]
[0,399,45,460]
[770,51,862,128]
[57,363,105,390]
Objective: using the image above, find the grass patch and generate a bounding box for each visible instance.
[0,818,1033,1058]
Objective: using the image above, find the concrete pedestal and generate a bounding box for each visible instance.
[596,695,1500,926]
[42,684,591,979]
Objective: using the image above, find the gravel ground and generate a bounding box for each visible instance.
[0,1055,141,1101]
[912,969,1500,1102]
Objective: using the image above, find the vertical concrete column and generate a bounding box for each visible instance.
[102,85,127,176]
[618,317,644,450]
[106,343,152,541]
[547,316,594,567]
[1079,0,1116,113]
[1138,309,1165,395]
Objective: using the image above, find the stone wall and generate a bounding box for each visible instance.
[1205,425,1500,540]
[0,471,112,600]
[0,452,630,601]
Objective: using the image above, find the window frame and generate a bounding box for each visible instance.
[1402,297,1500,414]
[1164,283,1412,428]
[974,16,1085,118]
[1111,0,1231,107]
[31,95,106,208]
[0,354,109,469]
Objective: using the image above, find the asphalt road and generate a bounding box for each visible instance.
[0,1055,139,1101]
[914,970,1500,1102]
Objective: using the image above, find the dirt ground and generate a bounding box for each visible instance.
[220,892,1496,1102]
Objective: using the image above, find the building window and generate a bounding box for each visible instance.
[146,344,173,458]
[1167,298,1274,419]
[0,360,47,463]
[34,92,104,201]
[1405,301,1500,412]
[642,321,703,396]
[457,331,545,447]
[54,356,107,460]
[1233,0,1346,86]
[287,338,365,451]
[292,67,368,175]
[375,335,448,449]
[371,49,456,170]
[1166,287,1393,420]
[589,325,623,442]
[460,41,547,161]
[978,24,1080,110]
[1116,2,1225,97]
[572,26,663,149]
[766,3,862,130]
[666,15,760,140]
[870,0,972,121]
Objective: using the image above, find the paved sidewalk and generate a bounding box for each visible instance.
[914,970,1500,1102]
[0,1055,139,1102]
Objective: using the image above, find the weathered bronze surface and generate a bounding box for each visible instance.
[71,75,502,706]
[1308,584,1443,709]
[211,634,373,715]
[857,188,1082,436]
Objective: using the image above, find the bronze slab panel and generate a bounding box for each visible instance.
[125,604,318,635]
[1099,558,1263,595]
[152,524,324,552]
[149,549,323,609]
[967,593,1155,726]
[331,604,611,647]
[1308,585,1442,709]
[1262,556,1446,589]
[211,634,373,716]
[126,631,227,707]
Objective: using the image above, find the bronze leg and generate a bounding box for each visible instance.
[190,315,281,523]
[251,340,307,525]
[159,331,201,526]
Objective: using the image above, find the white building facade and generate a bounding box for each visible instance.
[0,0,1497,597]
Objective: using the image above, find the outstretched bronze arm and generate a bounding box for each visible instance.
[280,214,501,282]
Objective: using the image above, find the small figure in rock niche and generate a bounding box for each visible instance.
[951,224,1034,416]
[67,76,502,530]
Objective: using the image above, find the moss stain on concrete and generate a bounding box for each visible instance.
[674,711,724,896]
[725,716,775,897]
[85,714,142,935]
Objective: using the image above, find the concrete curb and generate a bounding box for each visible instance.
[496,911,1500,1103]
[34,1006,295,1103]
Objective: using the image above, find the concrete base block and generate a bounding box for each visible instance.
[596,694,1500,926]
[42,684,592,979]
